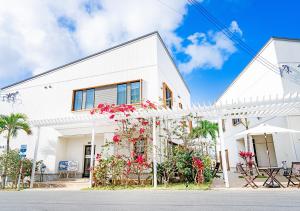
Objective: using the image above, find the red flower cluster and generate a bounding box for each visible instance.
[239,151,254,159]
[192,157,204,170]
[113,134,121,143]
[141,100,157,110]
[91,103,136,117]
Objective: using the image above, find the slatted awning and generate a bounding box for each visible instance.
[30,92,300,127]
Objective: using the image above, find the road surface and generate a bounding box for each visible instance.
[0,189,300,210]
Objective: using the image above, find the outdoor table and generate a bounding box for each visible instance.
[259,167,285,188]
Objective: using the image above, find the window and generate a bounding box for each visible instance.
[117,84,127,105]
[130,82,140,104]
[179,103,183,109]
[73,89,95,111]
[85,89,95,109]
[163,83,173,109]
[232,118,241,126]
[134,139,146,158]
[74,90,83,111]
[222,119,226,132]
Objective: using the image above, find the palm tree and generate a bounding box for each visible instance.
[0,113,32,188]
[190,120,219,159]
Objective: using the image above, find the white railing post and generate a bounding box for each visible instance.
[89,122,95,188]
[152,117,157,188]
[218,119,229,188]
[30,126,41,189]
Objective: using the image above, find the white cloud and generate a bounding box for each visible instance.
[0,1,242,85]
[0,0,188,83]
[179,21,243,74]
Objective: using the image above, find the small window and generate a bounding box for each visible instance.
[163,83,173,109]
[232,118,241,126]
[117,84,127,105]
[222,119,226,132]
[134,139,146,158]
[85,89,95,109]
[179,103,183,109]
[130,82,140,104]
[74,90,83,111]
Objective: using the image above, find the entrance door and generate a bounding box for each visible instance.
[83,145,95,177]
[253,135,277,167]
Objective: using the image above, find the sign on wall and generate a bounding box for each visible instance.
[19,145,27,158]
[58,161,79,172]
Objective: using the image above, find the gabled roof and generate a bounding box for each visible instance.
[1,31,190,93]
[215,36,300,103]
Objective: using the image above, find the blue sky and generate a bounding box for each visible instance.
[0,0,299,103]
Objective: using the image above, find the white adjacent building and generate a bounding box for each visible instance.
[216,37,300,169]
[0,32,190,179]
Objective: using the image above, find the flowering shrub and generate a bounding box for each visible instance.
[192,157,204,184]
[91,101,157,186]
[239,151,255,170]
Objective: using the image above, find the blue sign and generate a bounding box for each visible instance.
[19,145,27,157]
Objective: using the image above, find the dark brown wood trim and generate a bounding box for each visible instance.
[162,82,173,108]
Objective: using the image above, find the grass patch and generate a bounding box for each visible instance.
[83,182,211,191]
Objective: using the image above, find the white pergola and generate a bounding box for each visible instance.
[29,93,300,188]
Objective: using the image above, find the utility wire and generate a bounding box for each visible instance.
[187,0,300,84]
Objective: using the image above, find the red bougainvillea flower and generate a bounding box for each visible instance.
[109,114,115,119]
[142,121,148,126]
[135,155,144,165]
[113,134,121,143]
[139,128,145,134]
[156,121,160,126]
[239,151,247,158]
[127,160,132,167]
[192,157,204,170]
[246,151,254,158]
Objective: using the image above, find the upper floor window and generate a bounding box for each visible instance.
[72,80,142,111]
[232,118,241,126]
[73,89,95,111]
[130,82,140,104]
[163,83,173,109]
[117,84,127,105]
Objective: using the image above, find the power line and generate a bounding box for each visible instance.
[187,0,300,84]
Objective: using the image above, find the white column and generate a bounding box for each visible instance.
[152,117,157,188]
[89,122,95,188]
[243,135,248,151]
[218,119,229,188]
[30,126,41,189]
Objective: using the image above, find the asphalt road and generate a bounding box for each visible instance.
[0,190,300,211]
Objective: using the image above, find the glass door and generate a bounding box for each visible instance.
[83,145,95,177]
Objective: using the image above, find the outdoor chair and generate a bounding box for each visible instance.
[236,163,258,188]
[212,162,221,178]
[284,162,300,188]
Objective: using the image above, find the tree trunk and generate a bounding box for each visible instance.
[1,135,10,189]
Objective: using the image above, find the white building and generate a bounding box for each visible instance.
[0,32,190,179]
[216,37,300,169]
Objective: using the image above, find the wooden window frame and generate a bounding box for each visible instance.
[162,82,173,109]
[71,79,142,111]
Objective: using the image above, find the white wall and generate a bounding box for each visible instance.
[156,37,191,109]
[217,38,300,168]
[0,32,190,174]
